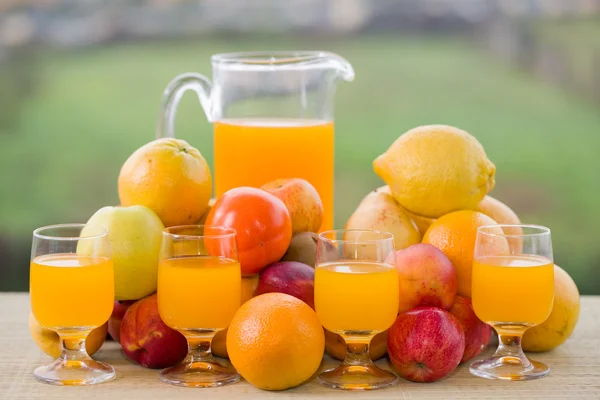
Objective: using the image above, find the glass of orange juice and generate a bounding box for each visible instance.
[314,229,399,390]
[30,224,115,385]
[471,224,554,381]
[156,52,355,231]
[157,225,241,388]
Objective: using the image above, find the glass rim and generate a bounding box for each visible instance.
[33,223,108,241]
[477,224,551,238]
[163,225,236,240]
[318,229,395,243]
[212,50,332,66]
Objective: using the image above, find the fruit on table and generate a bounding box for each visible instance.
[423,210,504,298]
[449,295,492,362]
[29,313,107,358]
[197,198,216,225]
[227,293,324,391]
[324,329,388,361]
[120,294,187,369]
[377,185,435,236]
[255,261,315,309]
[373,124,495,218]
[522,265,580,352]
[345,188,420,250]
[392,243,458,314]
[280,232,318,267]
[212,275,259,358]
[261,178,324,234]
[388,307,465,383]
[205,187,292,275]
[406,210,436,237]
[118,138,212,227]
[80,205,164,300]
[107,300,135,342]
[477,195,520,227]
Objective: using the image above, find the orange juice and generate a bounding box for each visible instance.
[314,262,399,334]
[214,119,334,231]
[158,256,241,330]
[30,254,114,329]
[472,255,554,326]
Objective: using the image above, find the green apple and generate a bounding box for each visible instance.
[79,205,164,300]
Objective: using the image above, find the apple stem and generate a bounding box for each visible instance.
[58,330,93,362]
[186,335,216,363]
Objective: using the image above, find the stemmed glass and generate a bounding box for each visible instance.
[470,224,554,380]
[314,229,399,390]
[157,225,241,388]
[30,224,115,385]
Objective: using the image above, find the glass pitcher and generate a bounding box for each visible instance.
[156,51,354,231]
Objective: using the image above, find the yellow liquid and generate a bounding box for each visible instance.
[314,262,399,334]
[472,255,554,326]
[214,119,335,231]
[158,256,241,330]
[30,254,114,329]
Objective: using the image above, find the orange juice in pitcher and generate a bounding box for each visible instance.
[214,119,334,230]
[156,52,354,231]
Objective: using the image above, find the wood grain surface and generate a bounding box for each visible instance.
[0,293,598,399]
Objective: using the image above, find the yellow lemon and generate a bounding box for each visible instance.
[29,313,107,359]
[522,265,580,352]
[373,125,495,218]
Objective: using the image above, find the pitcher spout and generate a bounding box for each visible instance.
[322,52,355,82]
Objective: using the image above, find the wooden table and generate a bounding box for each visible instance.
[1,293,598,399]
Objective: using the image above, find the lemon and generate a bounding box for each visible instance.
[373,125,495,218]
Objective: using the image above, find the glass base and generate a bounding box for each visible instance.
[159,359,240,388]
[317,364,398,391]
[33,358,115,386]
[470,355,550,381]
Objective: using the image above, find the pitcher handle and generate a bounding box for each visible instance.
[155,72,213,139]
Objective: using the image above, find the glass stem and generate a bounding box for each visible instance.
[186,333,215,363]
[343,336,373,366]
[494,327,531,368]
[59,331,91,362]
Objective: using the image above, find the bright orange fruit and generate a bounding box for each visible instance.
[118,138,212,227]
[226,293,324,391]
[423,210,499,298]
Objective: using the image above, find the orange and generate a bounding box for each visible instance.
[226,293,324,391]
[423,210,499,298]
[118,138,212,227]
[522,265,580,352]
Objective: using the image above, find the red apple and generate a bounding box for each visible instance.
[449,295,492,362]
[107,300,135,342]
[120,294,188,369]
[388,307,465,382]
[254,261,315,309]
[393,243,457,313]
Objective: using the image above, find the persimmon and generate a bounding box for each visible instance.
[205,187,292,275]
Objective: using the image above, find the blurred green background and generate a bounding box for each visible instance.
[1,1,600,294]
